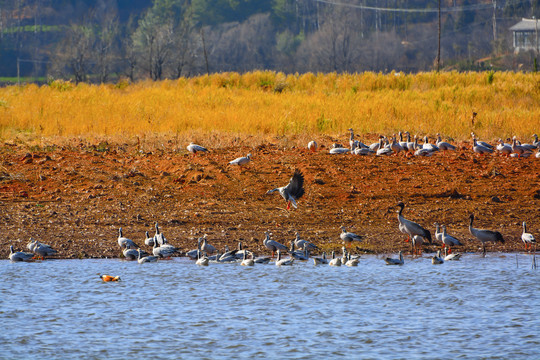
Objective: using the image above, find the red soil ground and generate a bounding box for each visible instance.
[1,137,539,259]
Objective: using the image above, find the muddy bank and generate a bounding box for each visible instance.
[1,139,539,259]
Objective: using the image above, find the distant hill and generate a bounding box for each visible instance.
[0,0,538,83]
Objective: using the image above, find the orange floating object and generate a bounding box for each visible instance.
[100,274,121,282]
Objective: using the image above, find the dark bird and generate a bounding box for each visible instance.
[396,202,432,244]
[266,169,305,210]
[468,214,505,256]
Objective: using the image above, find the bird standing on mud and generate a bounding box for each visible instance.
[186,142,208,154]
[266,169,305,210]
[229,153,252,167]
[396,202,432,244]
[340,226,363,248]
[468,214,505,255]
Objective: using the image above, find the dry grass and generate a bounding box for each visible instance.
[0,71,539,146]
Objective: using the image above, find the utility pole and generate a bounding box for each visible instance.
[533,16,540,55]
[437,0,441,72]
[200,28,209,75]
[17,58,20,86]
[492,0,497,42]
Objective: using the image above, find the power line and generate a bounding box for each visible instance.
[312,0,529,13]
[17,58,52,64]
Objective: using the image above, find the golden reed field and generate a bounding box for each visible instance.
[1,71,540,259]
[0,71,539,144]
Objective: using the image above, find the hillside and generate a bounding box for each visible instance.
[0,0,539,82]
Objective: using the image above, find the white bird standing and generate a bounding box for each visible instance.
[200,235,216,255]
[422,136,439,152]
[293,232,318,251]
[152,237,178,259]
[144,231,154,247]
[186,142,208,154]
[468,214,505,255]
[511,136,533,158]
[471,133,493,150]
[229,153,252,167]
[118,228,138,249]
[472,137,493,155]
[340,226,363,248]
[396,202,432,244]
[376,138,393,156]
[434,223,443,243]
[521,221,536,251]
[266,169,305,210]
[436,134,456,151]
[123,244,140,260]
[441,225,463,253]
[263,232,288,257]
[348,128,359,150]
[27,239,57,260]
[496,139,512,157]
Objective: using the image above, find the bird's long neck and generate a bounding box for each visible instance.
[523,222,527,234]
[397,205,404,221]
[469,216,476,234]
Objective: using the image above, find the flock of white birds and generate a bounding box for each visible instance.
[318,129,540,158]
[7,130,538,264]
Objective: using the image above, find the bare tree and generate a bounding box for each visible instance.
[296,6,361,72]
[172,4,197,78]
[51,22,94,83]
[94,5,119,83]
[133,11,175,80]
[205,13,275,72]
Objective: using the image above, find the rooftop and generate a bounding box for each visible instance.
[509,18,539,31]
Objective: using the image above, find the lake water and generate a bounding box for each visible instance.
[1,253,538,359]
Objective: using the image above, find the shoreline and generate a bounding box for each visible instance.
[2,139,538,259]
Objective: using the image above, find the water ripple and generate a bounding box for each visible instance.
[0,254,538,359]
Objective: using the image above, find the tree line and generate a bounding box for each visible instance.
[0,0,539,83]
